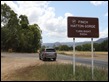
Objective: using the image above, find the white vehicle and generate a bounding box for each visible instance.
[39,48,57,61]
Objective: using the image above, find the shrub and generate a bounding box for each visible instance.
[8,48,13,53]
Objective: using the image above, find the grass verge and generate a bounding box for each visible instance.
[6,63,108,81]
[57,51,108,60]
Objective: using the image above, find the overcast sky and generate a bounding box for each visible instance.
[1,1,108,43]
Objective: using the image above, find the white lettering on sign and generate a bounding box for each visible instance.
[85,25,95,28]
[80,33,87,35]
[83,30,91,33]
[77,24,84,28]
[72,19,76,24]
[76,30,83,32]
[76,30,91,33]
[76,30,91,36]
[70,24,77,27]
[70,19,96,29]
[70,24,95,28]
[78,20,88,24]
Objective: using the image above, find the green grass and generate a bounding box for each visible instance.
[7,63,108,81]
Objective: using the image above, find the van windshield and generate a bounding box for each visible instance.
[46,49,55,52]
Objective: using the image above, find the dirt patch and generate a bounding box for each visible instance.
[1,57,73,81]
[1,57,43,80]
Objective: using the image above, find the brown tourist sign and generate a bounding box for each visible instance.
[67,17,99,38]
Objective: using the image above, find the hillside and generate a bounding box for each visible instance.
[42,37,108,47]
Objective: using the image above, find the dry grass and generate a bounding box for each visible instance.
[1,52,108,81]
[1,56,73,81]
[2,63,108,81]
[57,51,108,60]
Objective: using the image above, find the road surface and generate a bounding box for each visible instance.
[58,54,108,68]
[1,52,108,68]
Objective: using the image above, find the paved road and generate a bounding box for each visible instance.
[1,52,108,68]
[58,54,108,68]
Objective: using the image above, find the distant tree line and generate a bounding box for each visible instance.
[53,39,108,51]
[76,39,108,51]
[1,3,42,52]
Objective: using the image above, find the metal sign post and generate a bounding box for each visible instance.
[91,38,94,79]
[73,38,75,75]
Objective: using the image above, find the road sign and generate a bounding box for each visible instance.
[67,17,99,79]
[67,17,99,38]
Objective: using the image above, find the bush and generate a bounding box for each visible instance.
[8,48,13,53]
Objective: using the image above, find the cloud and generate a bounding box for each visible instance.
[1,1,73,43]
[99,27,108,38]
[2,1,107,43]
[90,1,107,6]
[104,12,108,16]
[38,9,73,41]
[15,1,49,21]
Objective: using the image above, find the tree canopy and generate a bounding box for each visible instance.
[1,3,42,53]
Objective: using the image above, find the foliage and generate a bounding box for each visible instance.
[82,44,91,51]
[75,45,82,51]
[59,45,69,51]
[55,45,73,51]
[54,39,108,51]
[99,40,108,51]
[1,3,42,53]
[75,40,108,51]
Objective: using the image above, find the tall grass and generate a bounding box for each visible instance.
[7,64,108,81]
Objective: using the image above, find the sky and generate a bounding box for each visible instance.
[1,1,108,43]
